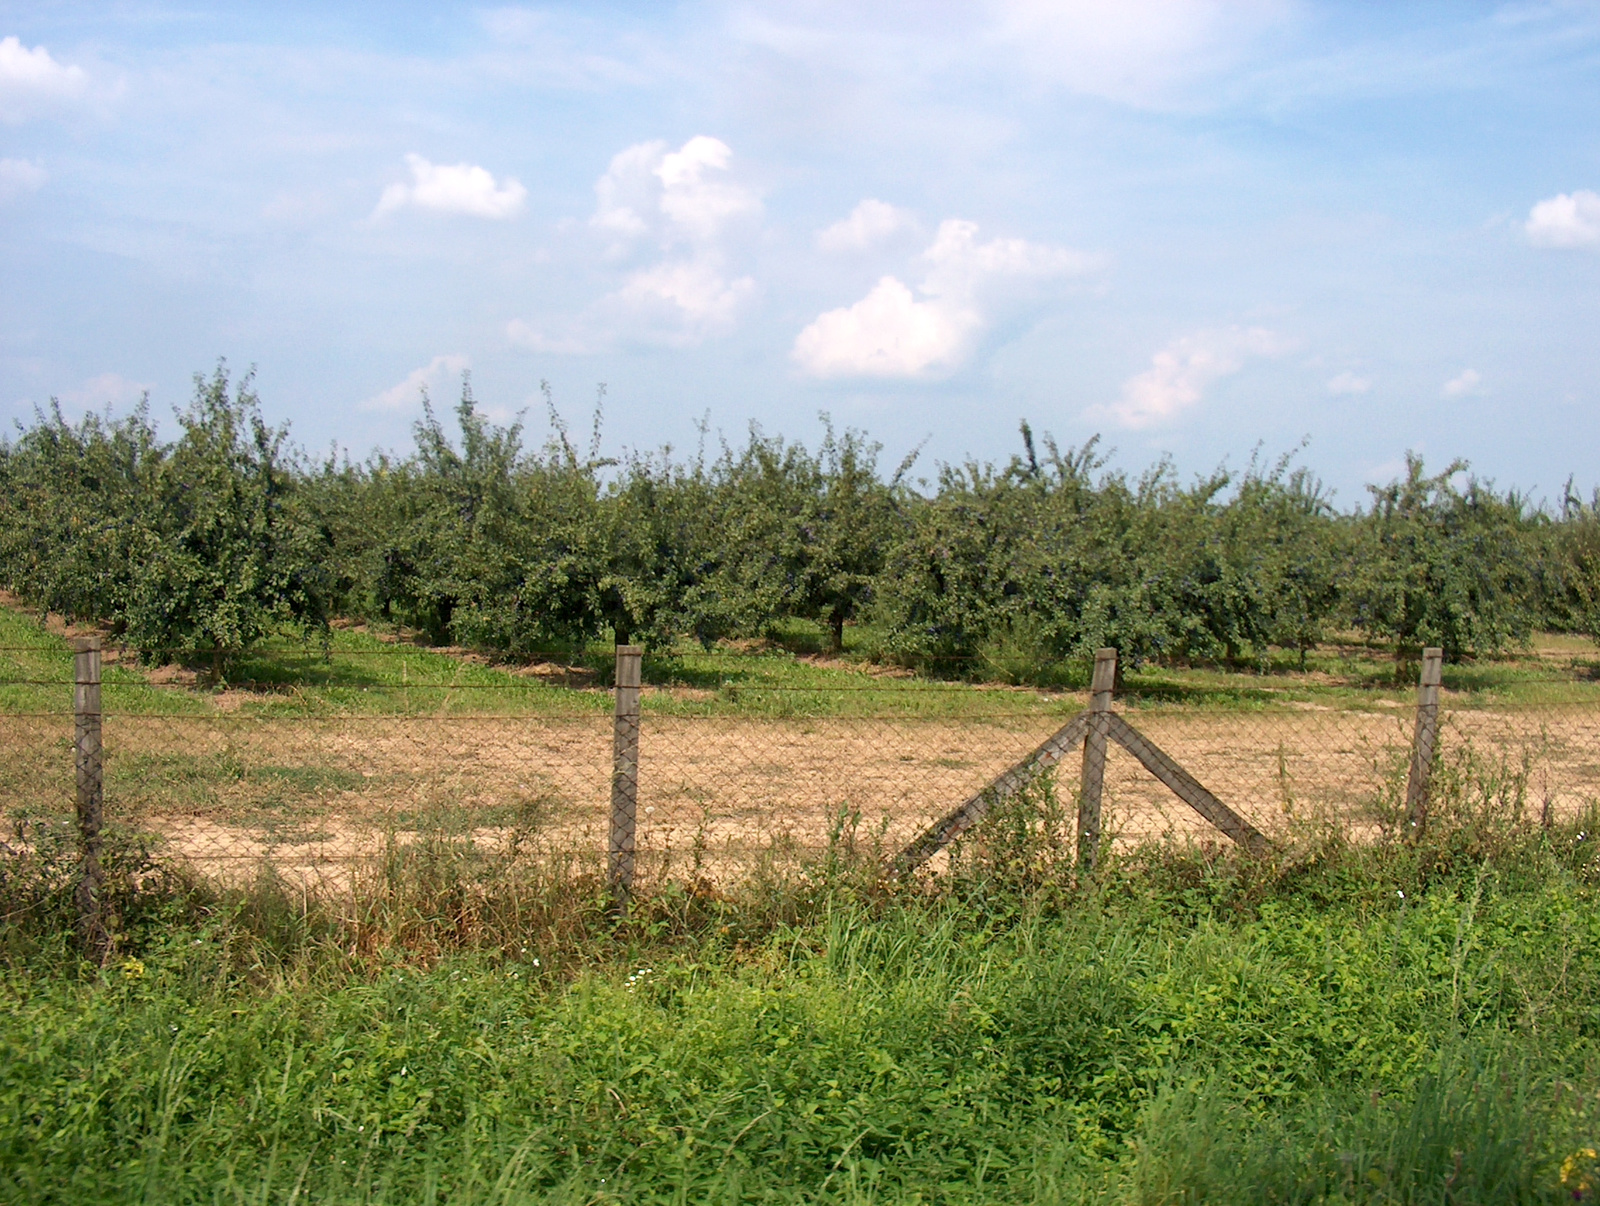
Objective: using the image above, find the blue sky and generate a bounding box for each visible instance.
[3,2,1599,504]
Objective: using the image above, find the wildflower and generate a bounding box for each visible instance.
[1561,1147,1597,1199]
[1396,890,1405,900]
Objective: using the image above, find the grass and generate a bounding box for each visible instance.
[3,605,1600,722]
[2,782,1600,1204]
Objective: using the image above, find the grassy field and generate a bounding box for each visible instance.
[2,788,1600,1204]
[6,604,1600,1202]
[4,604,1600,722]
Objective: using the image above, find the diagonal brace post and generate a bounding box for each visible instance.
[891,711,1092,876]
[1104,713,1268,854]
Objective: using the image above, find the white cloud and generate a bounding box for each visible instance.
[516,136,762,352]
[592,140,666,241]
[361,354,470,411]
[793,277,980,379]
[1525,189,1600,249]
[0,36,87,122]
[919,218,1099,299]
[1441,368,1482,398]
[615,256,757,341]
[816,199,917,253]
[987,0,1290,107]
[590,135,760,250]
[1326,371,1372,396]
[1097,326,1291,428]
[656,136,761,240]
[374,154,526,220]
[793,218,1096,379]
[0,157,46,198]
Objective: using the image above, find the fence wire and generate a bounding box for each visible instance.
[6,690,1600,893]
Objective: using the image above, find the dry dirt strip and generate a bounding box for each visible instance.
[5,706,1598,887]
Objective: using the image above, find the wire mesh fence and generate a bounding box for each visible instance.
[5,642,1600,908]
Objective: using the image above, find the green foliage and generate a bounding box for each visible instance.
[0,365,332,675]
[352,383,614,652]
[1542,485,1600,643]
[3,807,1599,1204]
[4,369,1594,674]
[869,435,1342,676]
[0,398,161,626]
[1345,455,1545,660]
[123,367,334,672]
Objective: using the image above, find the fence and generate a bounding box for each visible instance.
[6,638,1600,938]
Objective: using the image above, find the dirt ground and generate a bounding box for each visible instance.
[5,703,1599,888]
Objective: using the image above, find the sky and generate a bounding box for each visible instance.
[2,1,1600,506]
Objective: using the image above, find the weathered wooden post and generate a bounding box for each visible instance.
[1405,647,1444,839]
[73,636,108,958]
[608,645,643,912]
[1078,648,1116,873]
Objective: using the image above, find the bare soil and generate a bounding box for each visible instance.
[6,704,1598,888]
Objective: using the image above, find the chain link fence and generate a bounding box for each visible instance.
[5,641,1600,920]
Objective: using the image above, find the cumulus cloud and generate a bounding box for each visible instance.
[514,136,761,352]
[0,36,87,122]
[1525,189,1600,249]
[374,154,526,220]
[590,135,760,249]
[1441,368,1482,398]
[361,354,470,412]
[1326,371,1372,396]
[816,199,917,253]
[1096,326,1290,428]
[793,218,1096,379]
[793,277,979,379]
[657,136,761,239]
[0,157,46,198]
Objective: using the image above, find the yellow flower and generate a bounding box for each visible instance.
[119,957,146,981]
[1562,1147,1598,1199]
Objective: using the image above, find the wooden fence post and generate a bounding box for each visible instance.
[1078,648,1116,873]
[1405,647,1444,838]
[73,637,107,958]
[608,645,643,911]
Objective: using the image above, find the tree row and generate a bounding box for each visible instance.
[4,365,1597,677]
